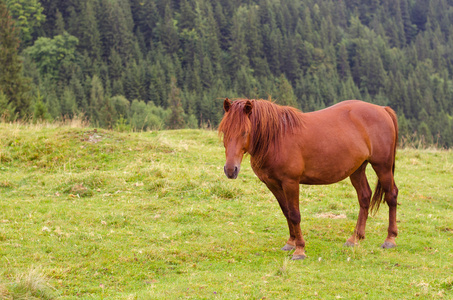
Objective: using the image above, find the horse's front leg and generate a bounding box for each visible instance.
[282,180,306,260]
[265,182,297,251]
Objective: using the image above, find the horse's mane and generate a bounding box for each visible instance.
[219,99,304,168]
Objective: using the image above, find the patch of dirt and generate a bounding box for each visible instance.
[79,129,104,143]
[69,183,93,197]
[71,183,87,193]
[316,212,347,219]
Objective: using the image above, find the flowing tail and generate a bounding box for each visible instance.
[370,107,398,215]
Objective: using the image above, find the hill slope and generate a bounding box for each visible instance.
[0,124,452,299]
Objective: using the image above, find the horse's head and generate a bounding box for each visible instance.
[218,98,253,179]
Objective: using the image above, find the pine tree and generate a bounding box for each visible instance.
[400,0,416,44]
[130,0,159,46]
[229,10,248,75]
[201,2,222,74]
[418,121,433,144]
[89,75,104,124]
[148,60,166,106]
[33,92,49,121]
[54,9,65,35]
[234,66,257,98]
[276,74,297,108]
[412,0,429,31]
[60,87,78,118]
[69,75,88,114]
[159,4,179,54]
[337,42,351,79]
[244,6,267,78]
[300,6,314,43]
[186,56,202,95]
[201,54,214,89]
[0,2,30,118]
[266,28,282,75]
[179,0,196,30]
[124,60,146,102]
[167,77,185,129]
[99,0,134,60]
[0,91,14,120]
[73,0,102,61]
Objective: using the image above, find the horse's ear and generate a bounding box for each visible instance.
[244,100,253,116]
[224,98,231,112]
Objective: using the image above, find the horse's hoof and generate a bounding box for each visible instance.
[344,241,357,247]
[281,243,296,251]
[381,241,396,249]
[291,254,307,260]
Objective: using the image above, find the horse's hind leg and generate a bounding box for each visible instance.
[345,162,372,246]
[382,175,398,248]
[372,165,399,248]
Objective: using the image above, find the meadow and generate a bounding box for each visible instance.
[0,122,452,299]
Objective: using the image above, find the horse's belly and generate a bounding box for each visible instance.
[299,171,351,185]
[299,156,366,185]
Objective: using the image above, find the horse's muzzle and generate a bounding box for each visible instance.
[224,165,240,179]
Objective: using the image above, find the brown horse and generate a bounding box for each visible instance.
[218,98,399,260]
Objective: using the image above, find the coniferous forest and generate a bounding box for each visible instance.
[1,0,453,147]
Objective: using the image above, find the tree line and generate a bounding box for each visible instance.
[1,0,453,146]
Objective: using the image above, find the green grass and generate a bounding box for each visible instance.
[0,123,452,299]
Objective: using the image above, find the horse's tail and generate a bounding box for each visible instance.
[370,107,398,215]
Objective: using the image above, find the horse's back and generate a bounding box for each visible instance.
[309,100,396,149]
[309,100,395,136]
[316,100,388,116]
[290,100,397,184]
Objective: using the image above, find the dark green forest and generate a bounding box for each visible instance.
[1,0,453,146]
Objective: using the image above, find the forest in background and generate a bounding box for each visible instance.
[1,0,453,147]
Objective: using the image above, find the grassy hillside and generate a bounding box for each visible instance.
[0,123,452,299]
